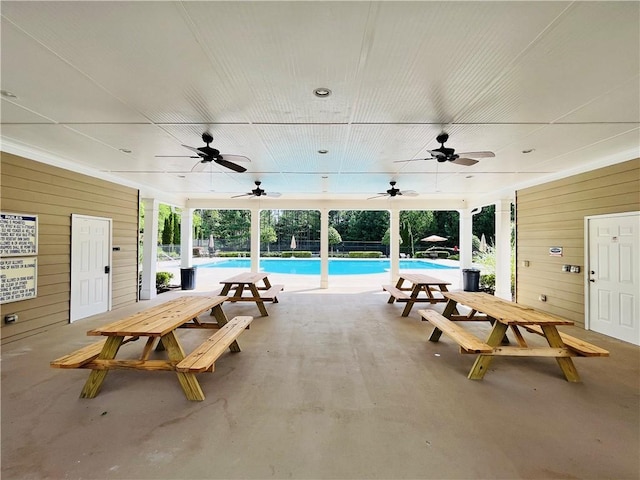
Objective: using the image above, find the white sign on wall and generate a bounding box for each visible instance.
[0,257,38,304]
[0,213,38,256]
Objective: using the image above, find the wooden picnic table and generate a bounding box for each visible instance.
[383,273,451,316]
[419,291,608,382]
[218,272,283,316]
[51,295,253,401]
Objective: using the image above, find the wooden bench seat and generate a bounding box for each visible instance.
[419,309,493,353]
[260,284,284,301]
[382,285,411,302]
[521,325,609,357]
[176,316,253,373]
[51,339,108,369]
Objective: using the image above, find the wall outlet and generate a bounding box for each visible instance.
[570,265,581,273]
[562,265,570,272]
[539,294,547,302]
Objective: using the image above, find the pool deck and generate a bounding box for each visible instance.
[157,257,463,294]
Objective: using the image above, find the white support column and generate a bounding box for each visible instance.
[140,198,159,300]
[320,208,329,288]
[495,199,513,300]
[459,208,474,288]
[250,208,260,272]
[180,208,194,269]
[389,207,400,282]
[459,208,474,270]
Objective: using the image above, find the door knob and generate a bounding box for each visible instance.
[589,279,595,283]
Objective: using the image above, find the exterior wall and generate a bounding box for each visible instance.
[516,158,640,327]
[1,153,139,343]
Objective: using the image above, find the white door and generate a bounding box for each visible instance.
[587,212,640,345]
[70,214,111,322]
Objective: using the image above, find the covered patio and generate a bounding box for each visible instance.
[2,274,638,479]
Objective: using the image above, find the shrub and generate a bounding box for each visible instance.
[156,271,174,289]
[348,251,383,258]
[281,251,312,258]
[480,273,495,294]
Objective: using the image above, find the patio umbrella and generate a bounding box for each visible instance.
[421,234,448,242]
[479,234,487,253]
[290,235,297,250]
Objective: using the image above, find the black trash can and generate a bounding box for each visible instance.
[180,267,197,290]
[462,268,480,292]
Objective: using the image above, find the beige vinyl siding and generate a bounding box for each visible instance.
[1,153,139,343]
[516,158,640,327]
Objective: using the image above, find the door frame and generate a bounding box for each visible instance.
[584,210,640,332]
[70,214,113,322]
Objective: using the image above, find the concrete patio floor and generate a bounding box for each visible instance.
[2,266,639,479]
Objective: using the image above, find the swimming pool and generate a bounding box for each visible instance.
[200,258,457,275]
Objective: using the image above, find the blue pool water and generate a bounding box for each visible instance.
[200,258,457,275]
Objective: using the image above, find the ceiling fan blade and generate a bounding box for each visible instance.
[219,154,251,163]
[367,194,388,200]
[215,158,247,173]
[266,192,282,198]
[182,145,205,156]
[457,151,495,158]
[401,190,419,196]
[452,157,479,166]
[393,157,434,163]
[231,192,253,198]
[154,155,200,158]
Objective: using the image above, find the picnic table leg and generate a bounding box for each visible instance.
[160,331,205,401]
[80,336,124,398]
[429,299,458,342]
[467,320,506,380]
[249,284,269,316]
[210,304,241,352]
[388,278,405,304]
[541,325,581,383]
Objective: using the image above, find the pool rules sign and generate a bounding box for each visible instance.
[1,213,38,304]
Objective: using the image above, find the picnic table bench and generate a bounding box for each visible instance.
[418,291,609,382]
[51,295,253,401]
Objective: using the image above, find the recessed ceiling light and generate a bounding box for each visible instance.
[178,175,186,178]
[313,87,331,98]
[522,148,535,154]
[318,149,328,154]
[465,175,474,179]
[119,148,132,154]
[1,90,17,99]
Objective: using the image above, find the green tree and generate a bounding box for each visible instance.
[161,216,173,245]
[328,226,342,252]
[260,225,277,252]
[172,212,181,245]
